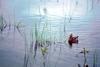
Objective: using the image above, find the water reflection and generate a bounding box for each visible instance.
[0,0,100,67]
[41,44,49,67]
[78,48,89,67]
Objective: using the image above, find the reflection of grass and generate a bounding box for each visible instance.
[15,22,29,67]
[0,16,7,34]
[33,22,38,59]
[77,48,89,67]
[23,33,29,67]
[23,33,28,67]
[41,45,48,67]
[93,49,98,67]
[55,45,62,67]
[16,22,24,36]
[77,48,98,67]
[2,14,99,67]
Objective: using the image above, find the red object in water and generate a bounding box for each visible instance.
[68,34,79,45]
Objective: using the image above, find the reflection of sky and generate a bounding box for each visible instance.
[0,0,95,25]
[1,0,99,18]
[1,0,100,40]
[1,0,100,67]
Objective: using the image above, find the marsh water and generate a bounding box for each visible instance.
[0,0,100,67]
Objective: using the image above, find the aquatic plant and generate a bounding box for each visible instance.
[6,20,11,36]
[40,42,49,67]
[41,47,48,56]
[15,24,29,67]
[63,15,66,37]
[33,21,39,59]
[0,15,7,34]
[55,44,62,67]
[93,49,98,67]
[15,22,25,36]
[23,32,29,67]
[78,48,89,67]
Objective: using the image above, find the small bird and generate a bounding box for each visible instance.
[68,33,79,45]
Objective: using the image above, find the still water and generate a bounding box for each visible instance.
[0,0,100,67]
[0,16,100,67]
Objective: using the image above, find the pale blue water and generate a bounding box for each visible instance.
[0,0,100,67]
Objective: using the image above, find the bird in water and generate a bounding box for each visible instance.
[68,33,79,47]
